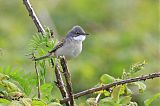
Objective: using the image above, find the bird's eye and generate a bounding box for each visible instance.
[76,32,79,34]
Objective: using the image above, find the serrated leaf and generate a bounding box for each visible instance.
[119,96,132,105]
[111,85,121,103]
[100,74,115,84]
[144,93,160,106]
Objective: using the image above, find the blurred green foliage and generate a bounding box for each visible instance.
[0,0,159,105]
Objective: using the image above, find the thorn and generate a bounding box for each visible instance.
[54,81,59,87]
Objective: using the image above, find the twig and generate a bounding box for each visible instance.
[60,57,74,106]
[23,0,44,99]
[23,0,45,33]
[33,54,41,99]
[51,59,69,106]
[60,72,160,104]
[23,0,70,105]
[95,93,101,103]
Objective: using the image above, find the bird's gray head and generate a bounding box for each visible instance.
[67,25,89,41]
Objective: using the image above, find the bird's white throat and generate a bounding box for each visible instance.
[73,35,86,41]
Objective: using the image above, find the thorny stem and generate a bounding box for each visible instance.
[60,57,74,106]
[60,72,160,104]
[51,59,70,106]
[23,0,45,33]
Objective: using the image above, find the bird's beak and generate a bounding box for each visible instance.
[83,33,89,35]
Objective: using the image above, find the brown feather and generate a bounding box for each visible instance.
[49,39,65,53]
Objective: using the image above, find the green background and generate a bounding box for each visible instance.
[0,0,159,105]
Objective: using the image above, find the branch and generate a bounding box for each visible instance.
[60,57,74,106]
[23,0,45,33]
[60,72,160,104]
[23,0,45,99]
[50,59,70,106]
[23,1,71,105]
[33,54,41,99]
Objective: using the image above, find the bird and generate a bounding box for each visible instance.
[33,25,89,61]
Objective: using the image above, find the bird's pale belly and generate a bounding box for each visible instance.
[55,41,82,60]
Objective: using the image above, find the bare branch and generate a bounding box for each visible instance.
[32,54,41,99]
[60,57,74,106]
[50,59,69,106]
[60,72,160,104]
[23,0,45,99]
[23,0,45,33]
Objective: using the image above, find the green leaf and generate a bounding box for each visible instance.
[19,98,32,106]
[99,97,119,106]
[86,98,97,106]
[144,93,160,106]
[0,73,9,81]
[111,85,121,103]
[40,83,53,101]
[122,69,131,79]
[119,96,132,105]
[103,90,110,96]
[32,100,46,106]
[130,61,146,74]
[48,102,62,106]
[0,67,36,96]
[125,86,132,95]
[100,74,115,84]
[133,82,146,93]
[119,85,125,95]
[8,101,23,106]
[1,80,21,92]
[128,102,138,106]
[0,98,10,104]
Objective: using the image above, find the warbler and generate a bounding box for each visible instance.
[34,25,89,61]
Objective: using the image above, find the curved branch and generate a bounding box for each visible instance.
[51,59,69,106]
[23,0,45,33]
[60,57,74,106]
[60,72,160,104]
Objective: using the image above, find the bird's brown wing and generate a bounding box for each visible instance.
[49,39,65,53]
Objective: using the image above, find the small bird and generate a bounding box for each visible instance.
[34,25,89,61]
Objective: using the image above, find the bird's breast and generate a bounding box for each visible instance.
[55,41,82,60]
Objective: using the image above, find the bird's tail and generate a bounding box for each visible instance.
[33,53,51,61]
